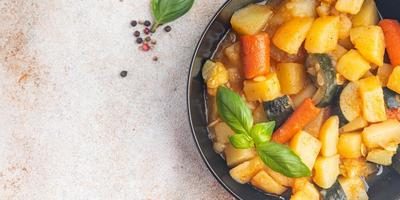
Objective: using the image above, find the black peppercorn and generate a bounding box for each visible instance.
[152,56,158,61]
[145,36,151,42]
[130,20,137,27]
[120,71,128,77]
[144,20,151,27]
[133,31,140,37]
[136,37,143,44]
[164,25,172,32]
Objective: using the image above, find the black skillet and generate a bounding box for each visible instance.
[187,0,400,199]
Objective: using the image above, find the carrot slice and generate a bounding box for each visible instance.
[240,33,270,79]
[272,98,321,144]
[379,19,400,67]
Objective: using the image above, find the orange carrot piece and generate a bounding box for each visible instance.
[387,108,400,121]
[272,98,321,144]
[379,19,400,67]
[240,33,270,79]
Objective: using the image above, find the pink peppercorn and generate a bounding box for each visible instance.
[142,43,150,51]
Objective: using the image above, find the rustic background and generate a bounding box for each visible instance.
[0,0,233,199]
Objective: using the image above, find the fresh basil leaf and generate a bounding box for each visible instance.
[250,122,275,145]
[216,87,253,135]
[229,134,254,149]
[151,0,194,31]
[256,142,311,178]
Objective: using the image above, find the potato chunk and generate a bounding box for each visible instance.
[336,50,371,81]
[230,156,264,184]
[358,76,387,123]
[366,149,395,165]
[387,66,400,94]
[340,116,368,133]
[251,170,287,195]
[272,17,314,54]
[224,144,256,167]
[291,179,320,200]
[362,119,400,148]
[214,122,235,144]
[377,63,394,87]
[313,155,340,189]
[276,63,307,95]
[290,131,322,170]
[335,0,365,14]
[243,73,282,102]
[350,25,385,66]
[338,132,363,159]
[264,166,294,187]
[339,177,369,200]
[231,4,273,35]
[352,0,379,27]
[319,116,339,157]
[305,16,340,53]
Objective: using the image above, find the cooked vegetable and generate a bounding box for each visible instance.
[272,98,321,143]
[377,64,394,86]
[202,60,229,90]
[243,73,282,102]
[335,0,364,14]
[350,25,385,66]
[291,84,317,108]
[272,17,314,54]
[336,50,371,81]
[251,170,287,195]
[230,4,273,35]
[340,158,376,178]
[290,131,322,170]
[320,181,347,200]
[366,149,395,166]
[263,95,294,128]
[383,87,400,109]
[329,44,348,62]
[379,19,400,66]
[305,16,340,53]
[291,179,320,200]
[352,0,378,27]
[313,155,340,189]
[213,142,226,154]
[224,144,256,167]
[224,42,241,67]
[338,132,363,159]
[240,33,270,79]
[339,177,369,200]
[285,0,317,18]
[387,66,400,95]
[304,107,331,138]
[386,108,400,121]
[305,54,338,107]
[214,122,235,144]
[340,116,368,133]
[230,156,265,184]
[338,14,352,40]
[253,104,268,123]
[264,166,293,187]
[358,76,387,122]
[362,119,400,148]
[276,63,307,95]
[319,116,339,157]
[340,82,362,121]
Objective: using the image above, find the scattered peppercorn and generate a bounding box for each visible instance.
[130,20,137,27]
[133,31,140,37]
[144,20,151,27]
[120,70,128,77]
[136,37,143,44]
[142,43,150,51]
[152,56,158,62]
[151,40,157,45]
[144,28,150,35]
[145,36,151,42]
[164,25,172,32]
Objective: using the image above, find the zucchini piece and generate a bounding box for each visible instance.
[306,54,338,107]
[383,87,400,109]
[263,96,294,128]
[320,181,347,200]
[339,82,362,122]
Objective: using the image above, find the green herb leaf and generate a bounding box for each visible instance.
[151,0,195,31]
[229,134,254,149]
[250,122,275,145]
[256,142,311,178]
[216,87,253,135]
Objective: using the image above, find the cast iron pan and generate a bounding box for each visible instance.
[187,1,400,199]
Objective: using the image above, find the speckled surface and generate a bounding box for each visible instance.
[0,0,233,199]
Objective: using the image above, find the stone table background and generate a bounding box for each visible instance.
[0,0,234,199]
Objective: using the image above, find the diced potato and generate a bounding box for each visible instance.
[338,132,363,159]
[352,0,379,27]
[224,42,241,67]
[276,63,307,95]
[350,26,385,66]
[202,61,229,89]
[291,84,317,108]
[286,0,317,18]
[253,104,268,123]
[358,76,387,122]
[291,179,320,200]
[387,67,400,94]
[224,144,256,167]
[339,14,352,40]
[290,131,322,170]
[313,155,340,189]
[305,16,340,53]
[340,158,376,178]
[362,119,400,148]
[214,122,235,144]
[316,1,331,17]
[335,0,364,14]
[213,142,226,154]
[264,166,294,187]
[366,149,395,166]
[340,116,368,133]
[230,156,265,184]
[377,63,394,86]
[319,116,339,157]
[304,107,331,138]
[339,177,369,200]
[231,4,273,35]
[336,50,371,81]
[243,73,282,102]
[251,170,287,195]
[329,44,348,62]
[272,17,314,54]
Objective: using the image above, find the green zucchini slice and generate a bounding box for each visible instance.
[263,95,294,128]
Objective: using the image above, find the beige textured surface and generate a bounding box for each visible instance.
[0,0,233,199]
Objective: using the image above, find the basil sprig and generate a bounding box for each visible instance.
[216,87,311,178]
[151,0,195,32]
